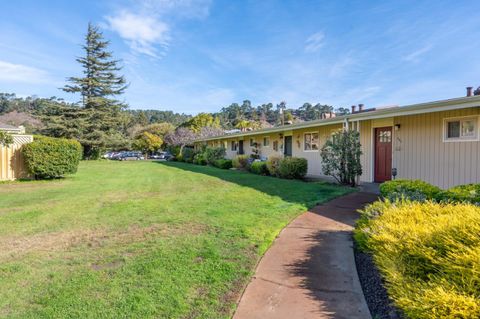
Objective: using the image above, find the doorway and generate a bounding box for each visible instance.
[284,136,292,157]
[374,127,392,182]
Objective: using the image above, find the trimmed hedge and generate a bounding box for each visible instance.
[249,161,269,175]
[232,155,249,170]
[204,147,226,165]
[356,201,480,318]
[266,155,282,177]
[22,136,82,179]
[278,157,308,179]
[213,159,232,169]
[379,179,443,201]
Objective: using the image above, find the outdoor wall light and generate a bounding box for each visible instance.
[394,124,401,131]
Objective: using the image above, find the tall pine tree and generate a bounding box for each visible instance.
[62,23,129,158]
[64,23,127,109]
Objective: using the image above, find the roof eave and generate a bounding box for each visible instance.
[195,95,480,143]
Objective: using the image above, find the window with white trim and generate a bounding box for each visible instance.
[263,137,270,147]
[444,117,478,141]
[304,132,319,151]
[231,141,238,151]
[250,138,254,147]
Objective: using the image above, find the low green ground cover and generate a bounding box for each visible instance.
[0,161,349,318]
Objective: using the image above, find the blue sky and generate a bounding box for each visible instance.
[1,0,480,114]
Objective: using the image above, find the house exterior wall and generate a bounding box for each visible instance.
[392,107,480,189]
[195,104,480,189]
[359,120,373,182]
[291,124,343,176]
[0,134,33,181]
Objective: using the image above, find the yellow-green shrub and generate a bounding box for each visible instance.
[357,201,480,318]
[232,155,249,169]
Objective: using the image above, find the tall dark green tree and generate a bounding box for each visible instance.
[62,23,129,158]
[64,23,127,109]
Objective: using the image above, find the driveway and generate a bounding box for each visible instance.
[233,191,377,319]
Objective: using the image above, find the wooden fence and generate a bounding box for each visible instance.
[0,135,33,181]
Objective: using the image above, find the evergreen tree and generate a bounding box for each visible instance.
[62,23,129,158]
[64,23,127,109]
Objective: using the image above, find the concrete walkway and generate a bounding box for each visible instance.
[233,192,378,319]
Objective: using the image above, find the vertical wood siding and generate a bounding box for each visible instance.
[0,135,32,181]
[359,120,372,182]
[393,107,480,188]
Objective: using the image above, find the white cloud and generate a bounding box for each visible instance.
[403,44,433,62]
[0,60,49,83]
[106,11,170,58]
[142,0,212,19]
[105,0,211,58]
[305,31,325,53]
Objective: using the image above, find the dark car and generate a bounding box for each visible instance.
[159,151,173,160]
[119,151,144,161]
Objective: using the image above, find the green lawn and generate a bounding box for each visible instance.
[0,161,350,319]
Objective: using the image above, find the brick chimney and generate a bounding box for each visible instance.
[351,105,356,113]
[358,104,364,112]
[467,87,473,97]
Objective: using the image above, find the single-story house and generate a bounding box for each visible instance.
[0,123,33,180]
[195,91,480,189]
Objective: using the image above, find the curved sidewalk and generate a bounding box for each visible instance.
[233,192,377,319]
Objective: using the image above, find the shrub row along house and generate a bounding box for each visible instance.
[195,90,480,189]
[0,123,32,180]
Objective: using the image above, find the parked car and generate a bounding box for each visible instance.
[118,151,144,161]
[159,151,173,160]
[149,153,163,160]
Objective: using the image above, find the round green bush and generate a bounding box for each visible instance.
[445,184,480,205]
[278,157,308,179]
[232,155,249,169]
[204,147,226,165]
[192,153,207,165]
[379,179,443,201]
[213,159,233,169]
[22,136,82,179]
[266,155,282,176]
[249,161,269,175]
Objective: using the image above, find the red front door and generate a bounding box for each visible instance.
[374,127,392,182]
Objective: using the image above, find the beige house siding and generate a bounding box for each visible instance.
[392,107,480,188]
[291,124,343,176]
[224,138,238,159]
[0,135,33,181]
[359,120,373,182]
[257,133,283,159]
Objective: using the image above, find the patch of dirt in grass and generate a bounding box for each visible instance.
[0,181,67,193]
[0,223,206,262]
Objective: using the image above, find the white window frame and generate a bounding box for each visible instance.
[443,116,479,142]
[231,141,238,151]
[250,138,254,147]
[263,136,270,147]
[304,131,320,152]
